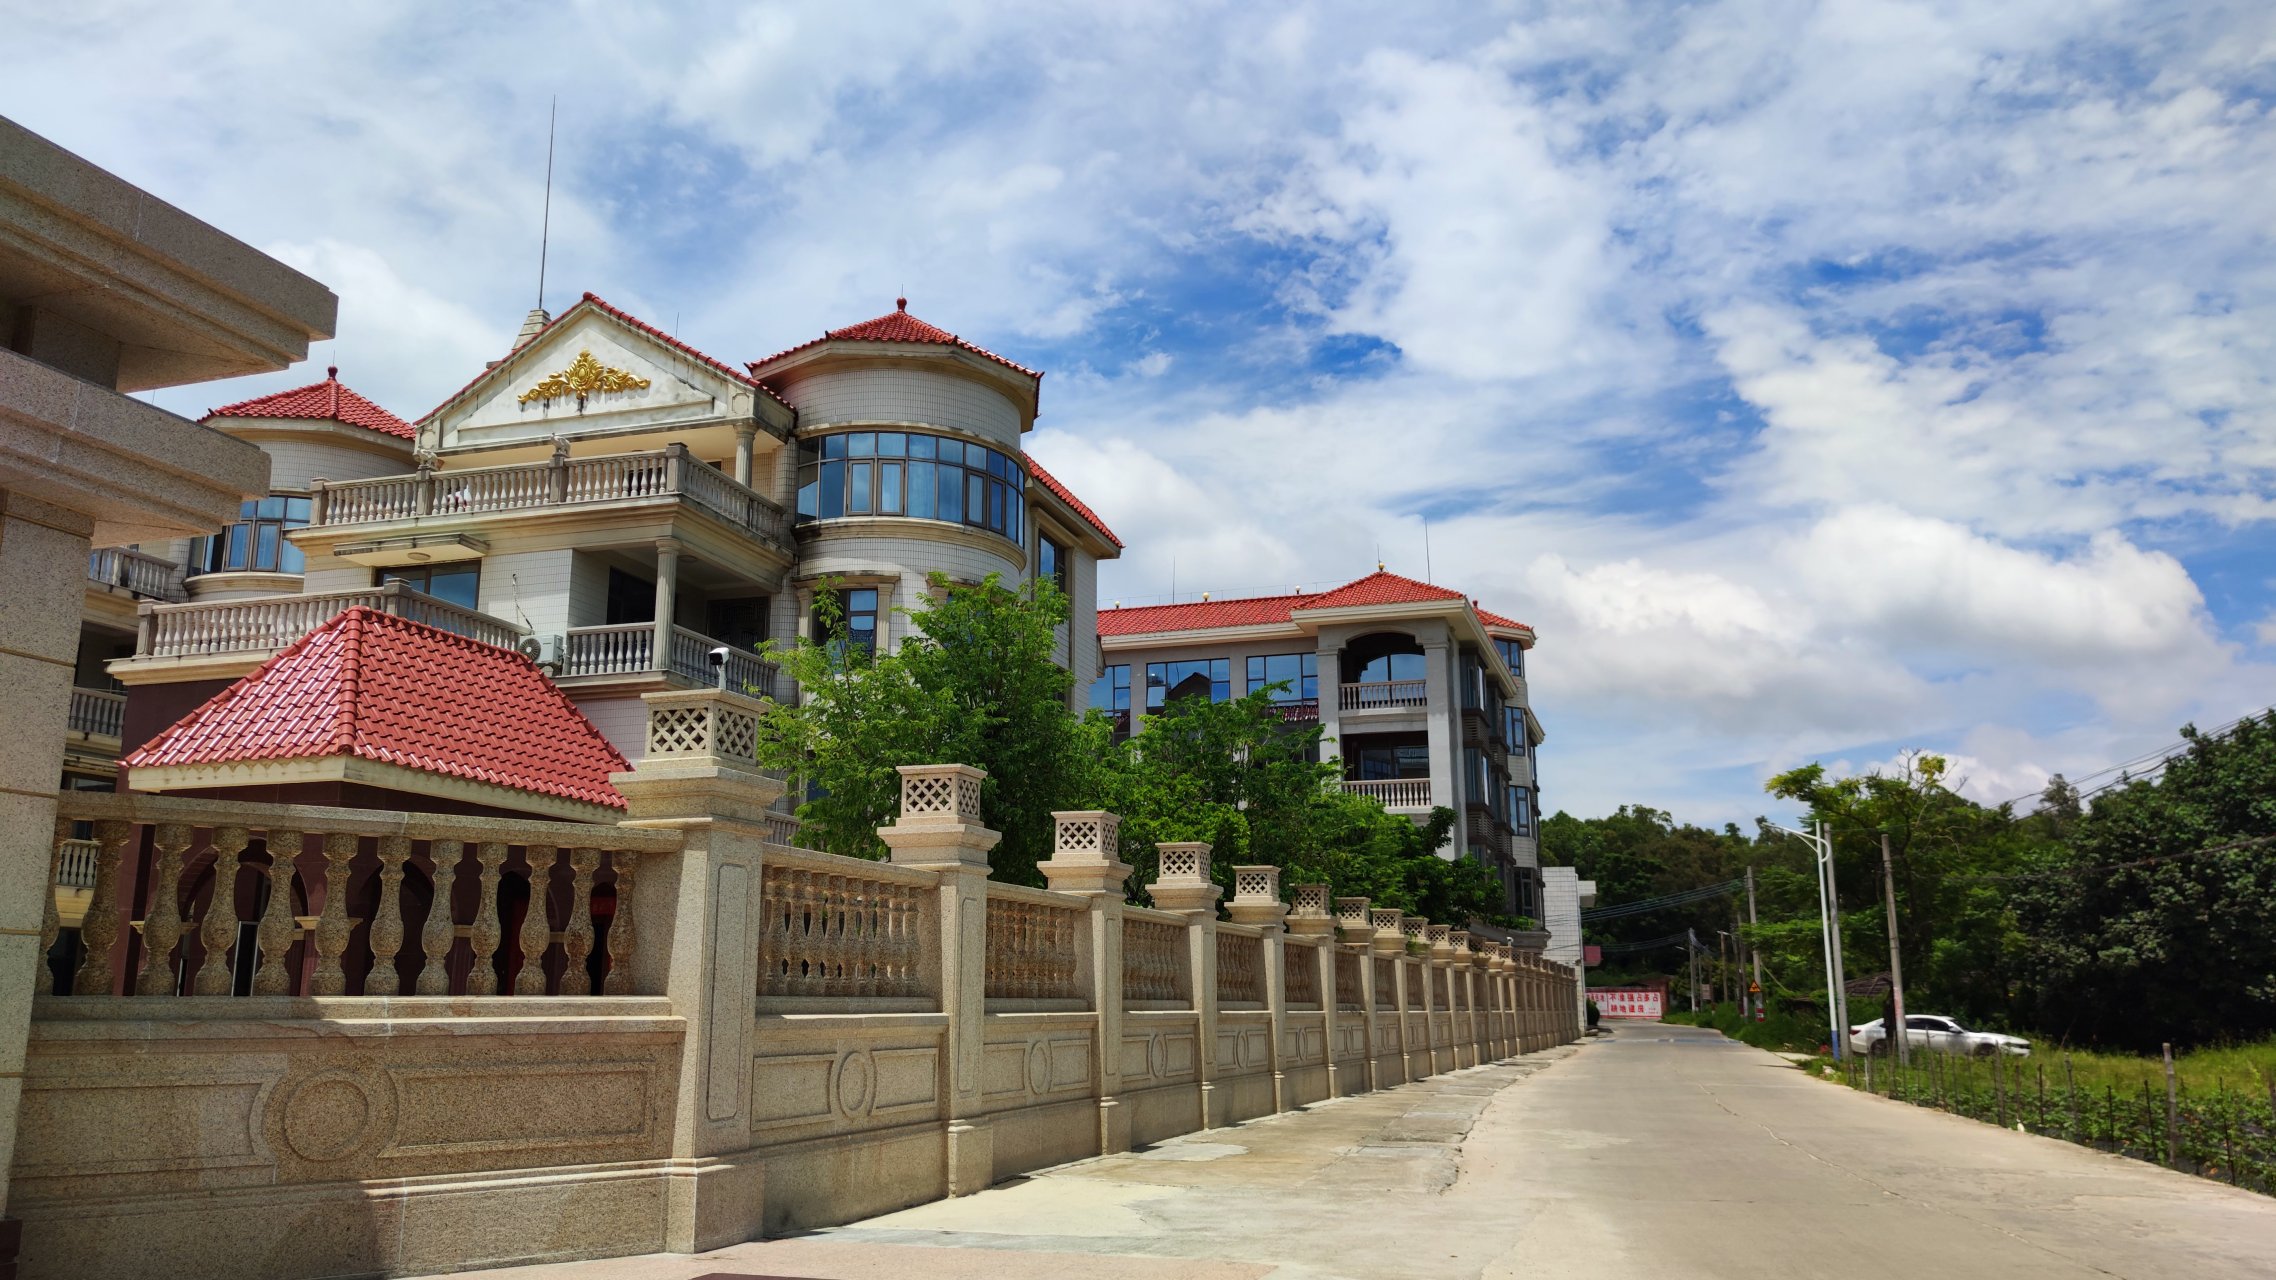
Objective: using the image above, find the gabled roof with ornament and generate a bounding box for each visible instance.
[125,607,629,811]
[1098,570,1529,644]
[1025,456,1123,549]
[204,367,415,439]
[749,298,1043,382]
[419,292,792,424]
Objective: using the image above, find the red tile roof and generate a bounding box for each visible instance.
[1476,606,1535,634]
[419,292,792,423]
[125,607,629,811]
[1098,570,1529,639]
[750,298,1043,381]
[1025,457,1123,548]
[205,368,415,439]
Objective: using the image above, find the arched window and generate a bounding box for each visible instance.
[1342,632,1425,685]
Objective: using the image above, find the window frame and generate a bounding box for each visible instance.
[190,494,312,576]
[795,430,1028,544]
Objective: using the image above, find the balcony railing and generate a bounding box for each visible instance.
[66,688,125,739]
[1340,680,1427,711]
[309,444,791,553]
[1342,778,1433,809]
[55,837,99,889]
[561,622,779,700]
[134,581,526,659]
[87,547,186,602]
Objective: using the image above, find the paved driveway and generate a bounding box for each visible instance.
[427,1022,2276,1279]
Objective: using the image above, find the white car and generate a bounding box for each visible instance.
[1849,1014,2031,1058]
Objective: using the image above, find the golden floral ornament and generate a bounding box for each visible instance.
[517,349,651,410]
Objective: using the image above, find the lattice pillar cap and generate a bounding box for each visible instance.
[1333,896,1373,944]
[1369,906,1406,954]
[1289,883,1335,937]
[1150,842,1220,915]
[1225,865,1287,928]
[1039,808,1131,897]
[615,688,783,820]
[879,762,1000,868]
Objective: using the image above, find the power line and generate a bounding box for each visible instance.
[1946,831,2276,885]
[1993,704,2275,810]
[1582,878,1744,923]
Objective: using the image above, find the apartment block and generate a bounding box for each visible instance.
[1095,571,1546,917]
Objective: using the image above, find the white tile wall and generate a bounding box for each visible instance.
[264,436,415,491]
[779,367,1022,449]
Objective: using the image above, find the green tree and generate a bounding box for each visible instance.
[753,572,1088,883]
[2009,714,2276,1049]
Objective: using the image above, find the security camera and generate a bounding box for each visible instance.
[707,646,730,667]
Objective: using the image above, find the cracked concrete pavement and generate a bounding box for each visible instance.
[418,1022,2276,1278]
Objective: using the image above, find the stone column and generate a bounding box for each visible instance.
[732,424,758,487]
[1150,842,1221,1127]
[1226,866,1288,1114]
[1334,897,1372,1093]
[1039,811,1132,1154]
[1422,638,1459,846]
[652,537,682,674]
[1288,885,1336,1097]
[1370,908,1406,1084]
[1314,640,1342,770]
[0,493,95,1208]
[878,764,1000,1196]
[611,686,781,1252]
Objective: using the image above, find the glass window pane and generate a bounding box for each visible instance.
[819,461,845,518]
[908,461,937,518]
[849,433,875,457]
[797,478,818,517]
[878,432,905,457]
[823,434,849,459]
[255,523,280,569]
[879,462,902,514]
[239,499,259,518]
[906,434,936,460]
[939,467,963,522]
[849,588,878,611]
[967,474,986,526]
[847,462,872,514]
[285,496,311,522]
[280,540,305,574]
[430,563,480,609]
[225,524,250,569]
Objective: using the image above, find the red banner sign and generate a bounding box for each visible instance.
[1588,988,1665,1020]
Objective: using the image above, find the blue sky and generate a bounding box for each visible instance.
[10,1,2275,825]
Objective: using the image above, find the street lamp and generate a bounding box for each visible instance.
[1767,820,1850,1061]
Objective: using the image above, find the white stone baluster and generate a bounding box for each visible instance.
[367,835,410,995]
[136,823,193,996]
[418,840,463,995]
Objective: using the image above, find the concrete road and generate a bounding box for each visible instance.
[426,1022,2276,1279]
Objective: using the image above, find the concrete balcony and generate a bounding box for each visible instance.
[307,443,793,559]
[1342,777,1433,810]
[559,622,779,701]
[111,580,524,684]
[66,687,124,740]
[86,547,186,602]
[1339,680,1427,711]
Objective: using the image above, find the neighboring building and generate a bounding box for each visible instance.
[96,293,1121,772]
[1094,570,1545,917]
[1,113,334,1247]
[1541,866,1596,1025]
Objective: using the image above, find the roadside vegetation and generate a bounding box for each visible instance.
[1661,1001,1827,1054]
[1809,1038,2276,1195]
[751,573,1528,925]
[1548,712,2276,1057]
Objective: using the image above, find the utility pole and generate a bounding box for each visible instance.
[1688,929,1700,1012]
[1745,865,1763,1021]
[1881,832,1909,1065]
[1825,821,1851,1057]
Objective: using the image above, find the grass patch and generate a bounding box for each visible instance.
[1659,1001,1827,1054]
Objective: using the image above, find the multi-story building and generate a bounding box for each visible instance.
[1093,570,1545,917]
[91,293,1121,785]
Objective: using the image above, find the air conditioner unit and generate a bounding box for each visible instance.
[517,633,566,671]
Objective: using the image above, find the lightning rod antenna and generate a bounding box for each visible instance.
[536,96,556,310]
